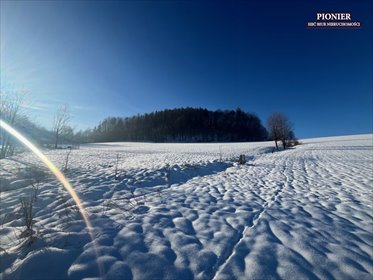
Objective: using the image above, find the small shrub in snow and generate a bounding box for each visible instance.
[165,164,171,185]
[238,155,246,165]
[114,154,120,180]
[19,190,37,236]
[63,147,72,172]
[31,183,39,203]
[286,139,301,147]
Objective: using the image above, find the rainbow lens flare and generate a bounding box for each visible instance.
[0,119,104,277]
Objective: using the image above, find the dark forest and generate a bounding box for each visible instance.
[88,108,268,143]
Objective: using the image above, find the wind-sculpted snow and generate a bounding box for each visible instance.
[0,135,372,279]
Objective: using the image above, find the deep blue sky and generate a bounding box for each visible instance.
[1,0,372,138]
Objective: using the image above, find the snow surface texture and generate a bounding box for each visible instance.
[0,135,372,279]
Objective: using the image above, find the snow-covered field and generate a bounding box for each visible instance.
[0,135,372,279]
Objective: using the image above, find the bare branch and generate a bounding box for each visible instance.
[267,113,294,150]
[53,104,70,149]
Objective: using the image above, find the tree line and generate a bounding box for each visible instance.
[0,90,296,158]
[86,107,268,143]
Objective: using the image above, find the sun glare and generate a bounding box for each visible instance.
[0,119,104,277]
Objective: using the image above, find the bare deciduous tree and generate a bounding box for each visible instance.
[0,91,24,158]
[267,113,294,150]
[53,105,70,149]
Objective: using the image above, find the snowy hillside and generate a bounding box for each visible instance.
[0,135,372,279]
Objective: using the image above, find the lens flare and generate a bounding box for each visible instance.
[0,119,104,277]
